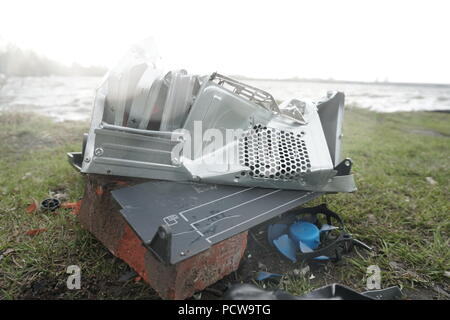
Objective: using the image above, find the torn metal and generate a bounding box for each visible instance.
[75,40,356,193]
[68,40,358,265]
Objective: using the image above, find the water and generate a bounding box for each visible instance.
[1,76,449,122]
[0,76,101,122]
[246,79,450,113]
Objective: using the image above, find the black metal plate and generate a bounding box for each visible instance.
[112,180,321,264]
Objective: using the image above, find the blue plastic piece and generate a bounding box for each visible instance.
[267,223,288,245]
[269,220,337,263]
[300,240,329,260]
[273,234,297,263]
[255,271,283,281]
[289,221,320,250]
[299,240,314,253]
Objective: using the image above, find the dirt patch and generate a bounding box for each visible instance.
[17,254,160,300]
[19,272,128,300]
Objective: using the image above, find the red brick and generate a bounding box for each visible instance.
[78,174,248,299]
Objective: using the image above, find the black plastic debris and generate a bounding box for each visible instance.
[223,283,402,300]
[40,198,61,211]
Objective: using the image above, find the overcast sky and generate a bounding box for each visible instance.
[1,0,449,83]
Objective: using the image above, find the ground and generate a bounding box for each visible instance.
[0,107,448,300]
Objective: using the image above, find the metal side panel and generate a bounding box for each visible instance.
[111,180,321,264]
[317,91,345,167]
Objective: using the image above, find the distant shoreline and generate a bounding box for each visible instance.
[2,72,450,88]
[233,75,450,88]
[2,71,450,88]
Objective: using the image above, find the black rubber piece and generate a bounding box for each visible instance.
[40,198,61,211]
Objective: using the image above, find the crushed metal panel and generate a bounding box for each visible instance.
[82,76,355,192]
[79,40,356,193]
[317,91,345,166]
[111,180,321,264]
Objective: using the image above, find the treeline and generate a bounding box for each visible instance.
[0,44,107,77]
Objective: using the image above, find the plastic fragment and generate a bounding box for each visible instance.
[255,271,283,281]
[267,223,288,245]
[25,228,47,236]
[299,241,314,253]
[60,200,82,215]
[320,224,339,232]
[26,200,38,213]
[273,234,297,263]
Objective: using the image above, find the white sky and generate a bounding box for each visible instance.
[1,0,449,83]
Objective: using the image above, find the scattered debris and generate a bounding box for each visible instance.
[40,198,61,212]
[25,199,39,213]
[267,204,372,263]
[60,200,82,215]
[224,283,402,300]
[25,228,48,236]
[49,191,69,201]
[425,176,437,185]
[292,266,310,276]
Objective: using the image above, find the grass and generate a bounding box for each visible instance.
[0,113,158,299]
[326,108,449,287]
[0,108,448,299]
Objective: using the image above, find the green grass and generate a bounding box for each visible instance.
[326,108,449,286]
[0,108,448,299]
[0,113,158,299]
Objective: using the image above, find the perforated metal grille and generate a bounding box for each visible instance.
[239,124,311,181]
